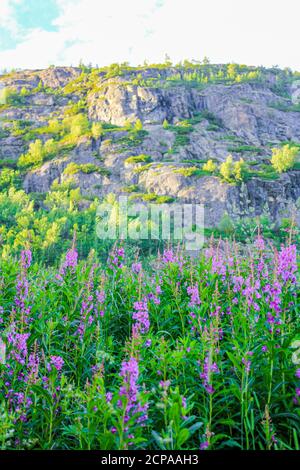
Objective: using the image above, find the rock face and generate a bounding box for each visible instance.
[1,65,300,227]
[88,81,204,126]
[87,77,300,144]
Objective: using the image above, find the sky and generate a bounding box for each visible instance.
[0,0,299,71]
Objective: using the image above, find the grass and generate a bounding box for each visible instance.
[227,145,263,154]
[128,193,175,203]
[63,162,110,176]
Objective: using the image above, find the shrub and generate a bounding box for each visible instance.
[63,162,108,176]
[0,87,26,106]
[44,139,58,157]
[219,155,248,183]
[48,119,61,135]
[91,122,103,139]
[125,154,152,165]
[203,159,217,173]
[121,184,140,193]
[163,119,169,129]
[0,168,21,190]
[134,119,143,132]
[174,166,198,177]
[271,145,298,173]
[63,113,90,138]
[234,158,247,181]
[18,139,44,168]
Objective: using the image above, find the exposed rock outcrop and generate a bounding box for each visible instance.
[1,65,300,227]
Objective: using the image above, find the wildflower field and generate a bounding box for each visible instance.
[0,239,299,450]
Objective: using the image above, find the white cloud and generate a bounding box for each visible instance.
[0,0,300,70]
[0,0,22,33]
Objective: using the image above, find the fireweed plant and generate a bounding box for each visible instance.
[0,238,299,450]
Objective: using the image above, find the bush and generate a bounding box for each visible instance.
[44,139,58,157]
[63,162,108,176]
[63,113,90,138]
[174,166,198,177]
[91,122,103,139]
[125,154,152,165]
[219,155,248,183]
[134,119,143,132]
[48,119,61,135]
[0,168,21,190]
[18,139,44,169]
[0,87,27,106]
[271,145,298,173]
[163,119,169,129]
[203,159,217,173]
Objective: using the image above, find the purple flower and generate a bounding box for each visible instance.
[21,250,32,270]
[132,262,142,274]
[96,290,105,304]
[162,249,176,264]
[277,245,297,285]
[187,284,201,307]
[7,330,30,365]
[60,248,78,277]
[132,298,150,335]
[200,354,219,394]
[50,355,64,371]
[242,357,251,373]
[77,296,94,338]
[295,369,300,379]
[200,441,209,450]
[27,352,39,382]
[159,380,171,389]
[255,236,265,251]
[118,357,148,430]
[108,246,125,270]
[212,254,227,279]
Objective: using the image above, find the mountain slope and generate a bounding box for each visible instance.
[1,63,300,227]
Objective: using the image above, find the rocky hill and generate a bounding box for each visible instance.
[1,63,300,228]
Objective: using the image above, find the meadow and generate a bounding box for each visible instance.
[0,238,299,450]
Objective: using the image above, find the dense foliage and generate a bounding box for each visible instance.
[0,240,299,450]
